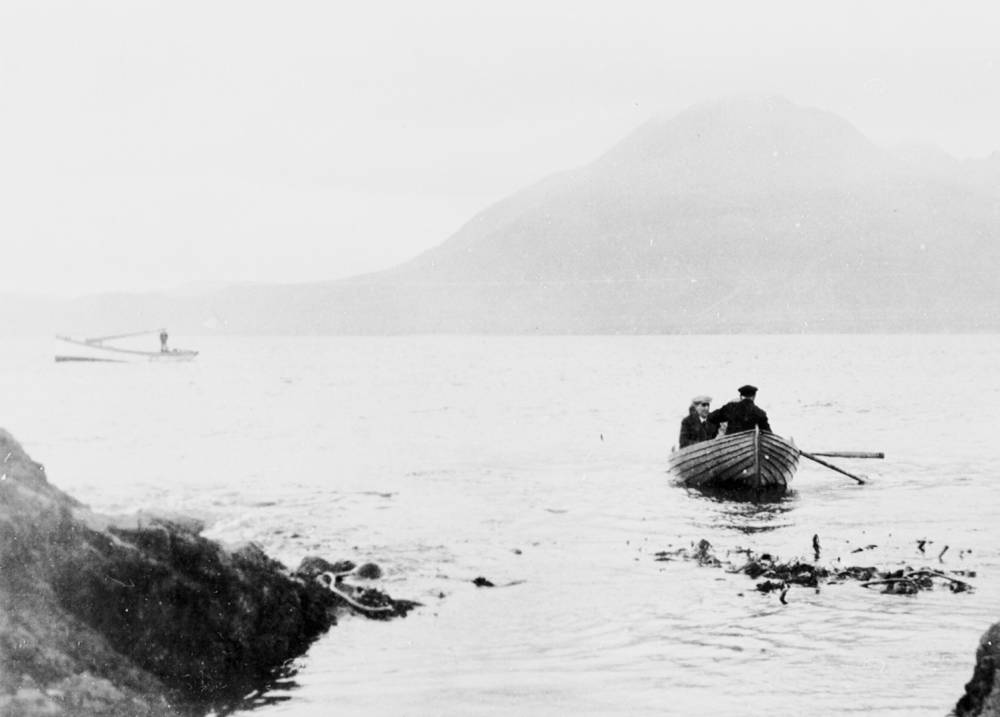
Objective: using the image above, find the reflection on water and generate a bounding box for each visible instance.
[201,663,299,717]
[3,335,1000,717]
[687,487,798,533]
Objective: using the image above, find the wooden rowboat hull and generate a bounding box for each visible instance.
[668,428,799,493]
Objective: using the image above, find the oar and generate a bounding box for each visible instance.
[800,451,867,484]
[808,451,884,459]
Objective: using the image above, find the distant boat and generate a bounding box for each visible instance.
[668,427,799,494]
[55,330,198,363]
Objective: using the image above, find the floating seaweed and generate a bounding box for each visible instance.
[653,538,722,567]
[654,538,975,601]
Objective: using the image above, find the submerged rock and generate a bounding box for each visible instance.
[0,428,413,716]
[355,562,383,580]
[955,623,1000,717]
[296,556,357,580]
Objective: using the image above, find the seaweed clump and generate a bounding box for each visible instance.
[296,556,421,620]
[654,538,975,602]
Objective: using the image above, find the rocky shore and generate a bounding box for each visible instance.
[956,623,1000,717]
[0,428,414,716]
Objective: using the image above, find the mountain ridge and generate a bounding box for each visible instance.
[6,95,1000,335]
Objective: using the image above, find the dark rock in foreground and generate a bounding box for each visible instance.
[955,623,1000,717]
[0,427,413,716]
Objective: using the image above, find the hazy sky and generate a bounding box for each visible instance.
[2,0,998,296]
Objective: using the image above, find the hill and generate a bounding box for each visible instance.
[10,95,1000,334]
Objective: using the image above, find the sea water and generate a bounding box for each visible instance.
[3,335,998,716]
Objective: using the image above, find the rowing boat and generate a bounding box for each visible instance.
[668,427,799,493]
[55,330,198,363]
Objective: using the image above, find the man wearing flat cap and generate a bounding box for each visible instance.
[679,395,719,448]
[707,385,772,435]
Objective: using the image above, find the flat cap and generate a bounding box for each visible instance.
[738,384,758,397]
[690,395,712,404]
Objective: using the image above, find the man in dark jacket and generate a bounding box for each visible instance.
[708,385,771,434]
[679,395,719,448]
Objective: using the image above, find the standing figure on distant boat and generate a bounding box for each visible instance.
[707,385,771,434]
[159,329,169,353]
[678,395,719,448]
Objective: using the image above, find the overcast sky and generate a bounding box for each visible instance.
[1,0,998,296]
